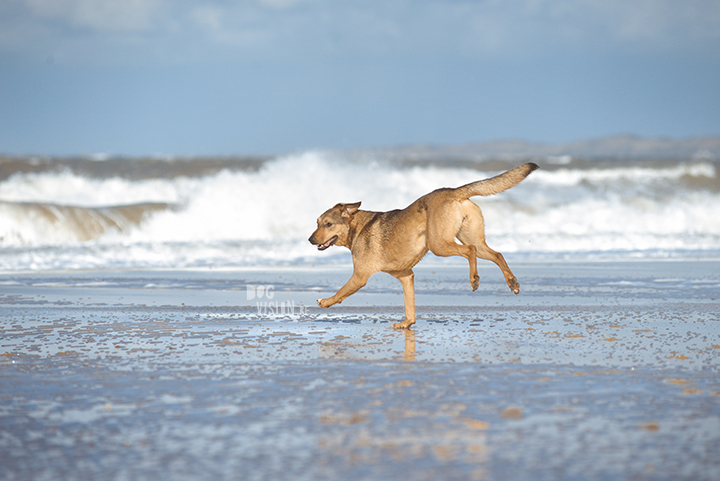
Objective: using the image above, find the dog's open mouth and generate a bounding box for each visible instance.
[317,235,338,251]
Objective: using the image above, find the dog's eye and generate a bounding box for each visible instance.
[325,222,333,228]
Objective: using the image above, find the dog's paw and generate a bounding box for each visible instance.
[317,298,332,308]
[471,274,480,291]
[391,319,415,330]
[508,277,520,295]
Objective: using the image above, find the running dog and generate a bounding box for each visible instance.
[308,163,538,329]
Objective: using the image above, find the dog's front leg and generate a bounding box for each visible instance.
[317,271,370,308]
[391,270,416,329]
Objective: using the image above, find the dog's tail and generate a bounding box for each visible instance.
[453,162,538,200]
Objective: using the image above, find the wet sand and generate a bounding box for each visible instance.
[1,260,719,480]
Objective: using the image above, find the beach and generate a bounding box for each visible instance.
[2,149,719,479]
[2,259,719,480]
[3,0,720,476]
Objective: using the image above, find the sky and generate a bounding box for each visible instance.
[1,0,719,156]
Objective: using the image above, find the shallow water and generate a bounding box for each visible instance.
[1,260,719,480]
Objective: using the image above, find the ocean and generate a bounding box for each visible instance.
[1,148,719,271]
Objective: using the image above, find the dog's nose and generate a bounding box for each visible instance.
[308,235,316,245]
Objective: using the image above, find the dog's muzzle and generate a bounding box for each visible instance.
[309,234,338,251]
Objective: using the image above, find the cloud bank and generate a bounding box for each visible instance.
[2,0,719,65]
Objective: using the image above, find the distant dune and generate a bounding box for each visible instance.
[374,134,720,160]
[2,134,719,162]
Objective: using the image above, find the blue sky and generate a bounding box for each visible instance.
[1,0,719,156]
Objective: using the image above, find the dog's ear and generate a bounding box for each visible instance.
[341,202,361,219]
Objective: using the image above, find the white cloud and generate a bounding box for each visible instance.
[257,0,305,9]
[21,0,165,32]
[427,0,720,56]
[584,0,720,48]
[1,0,719,64]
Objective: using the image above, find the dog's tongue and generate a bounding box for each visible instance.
[318,237,336,250]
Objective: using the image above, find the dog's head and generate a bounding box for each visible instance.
[308,202,361,251]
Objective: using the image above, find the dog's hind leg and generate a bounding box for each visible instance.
[457,201,520,295]
[389,270,416,329]
[428,240,480,291]
[472,240,520,295]
[426,201,480,291]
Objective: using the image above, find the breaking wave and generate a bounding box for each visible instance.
[1,151,719,270]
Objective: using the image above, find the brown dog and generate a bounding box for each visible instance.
[308,163,538,329]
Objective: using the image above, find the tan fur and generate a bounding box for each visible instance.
[308,162,538,329]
